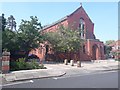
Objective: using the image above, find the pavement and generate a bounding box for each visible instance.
[1,59,119,82]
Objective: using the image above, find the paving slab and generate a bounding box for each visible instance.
[3,69,66,82]
[2,60,119,82]
[4,73,16,82]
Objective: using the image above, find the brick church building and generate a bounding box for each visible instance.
[30,4,105,62]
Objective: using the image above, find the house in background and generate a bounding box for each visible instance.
[108,40,120,59]
[30,4,105,62]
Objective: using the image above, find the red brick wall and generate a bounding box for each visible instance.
[29,43,46,63]
[30,6,105,61]
[67,6,94,39]
[87,39,105,60]
[42,19,68,33]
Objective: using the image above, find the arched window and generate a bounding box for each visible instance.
[79,18,85,39]
[80,18,84,29]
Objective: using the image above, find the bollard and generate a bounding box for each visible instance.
[70,60,74,66]
[95,60,100,63]
[77,61,81,67]
[91,60,94,63]
[64,59,68,65]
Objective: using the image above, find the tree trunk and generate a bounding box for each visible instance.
[65,51,70,62]
[69,51,71,60]
[55,51,58,62]
[79,49,81,67]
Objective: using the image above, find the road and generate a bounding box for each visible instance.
[3,71,118,88]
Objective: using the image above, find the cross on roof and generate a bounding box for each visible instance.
[80,3,82,7]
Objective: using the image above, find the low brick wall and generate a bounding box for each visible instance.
[2,52,10,73]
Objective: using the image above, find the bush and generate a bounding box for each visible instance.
[115,59,120,61]
[10,61,18,71]
[16,58,26,70]
[10,58,47,71]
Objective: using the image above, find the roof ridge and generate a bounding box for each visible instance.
[42,5,93,30]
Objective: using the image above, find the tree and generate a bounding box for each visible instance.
[6,15,16,31]
[105,40,115,45]
[2,15,18,52]
[1,14,6,31]
[17,16,43,59]
[104,45,112,55]
[105,40,115,58]
[104,45,112,59]
[2,16,43,60]
[44,26,84,60]
[2,28,18,52]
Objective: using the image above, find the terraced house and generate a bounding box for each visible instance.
[30,4,105,62]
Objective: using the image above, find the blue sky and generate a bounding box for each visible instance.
[1,2,118,43]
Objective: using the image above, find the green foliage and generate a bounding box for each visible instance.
[105,40,115,45]
[44,26,84,53]
[104,45,112,55]
[16,58,26,70]
[2,15,18,52]
[27,60,40,69]
[111,51,120,56]
[10,58,26,71]
[17,16,43,57]
[2,29,19,51]
[115,59,120,61]
[7,15,16,31]
[2,16,43,59]
[10,61,18,71]
[10,58,46,71]
[2,14,6,31]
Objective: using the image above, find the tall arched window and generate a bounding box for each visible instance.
[79,18,85,39]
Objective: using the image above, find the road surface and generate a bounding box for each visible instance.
[3,71,118,88]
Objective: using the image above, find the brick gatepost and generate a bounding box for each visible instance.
[2,51,10,73]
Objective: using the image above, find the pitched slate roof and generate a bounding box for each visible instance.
[42,5,93,30]
[42,16,68,30]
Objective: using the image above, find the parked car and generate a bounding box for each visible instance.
[28,54,40,63]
